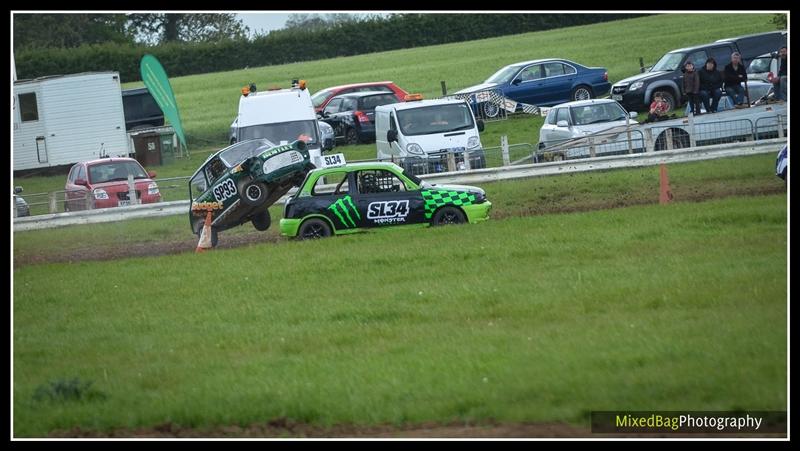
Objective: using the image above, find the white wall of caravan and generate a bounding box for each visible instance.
[12,86,47,171]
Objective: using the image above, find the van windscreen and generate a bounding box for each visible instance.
[396,104,475,137]
[239,120,318,145]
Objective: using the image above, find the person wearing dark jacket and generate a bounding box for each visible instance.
[773,46,787,101]
[683,61,702,115]
[698,57,723,113]
[724,52,748,107]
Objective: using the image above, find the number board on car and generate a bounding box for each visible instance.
[212,178,237,202]
[322,153,346,168]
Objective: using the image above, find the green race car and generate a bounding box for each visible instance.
[189,138,314,245]
[280,162,492,239]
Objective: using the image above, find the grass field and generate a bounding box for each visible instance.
[13,191,787,436]
[13,13,775,198]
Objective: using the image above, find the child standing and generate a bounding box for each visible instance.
[683,61,702,115]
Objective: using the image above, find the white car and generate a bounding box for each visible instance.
[538,99,638,150]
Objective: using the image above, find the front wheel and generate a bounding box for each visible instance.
[238,179,268,207]
[432,206,466,226]
[652,90,676,113]
[571,85,593,101]
[251,209,271,231]
[297,218,333,240]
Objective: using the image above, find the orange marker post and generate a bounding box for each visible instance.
[659,163,673,204]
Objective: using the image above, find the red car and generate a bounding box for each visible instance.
[64,158,161,211]
[311,81,408,114]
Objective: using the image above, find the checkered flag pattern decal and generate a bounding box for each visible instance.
[421,190,477,219]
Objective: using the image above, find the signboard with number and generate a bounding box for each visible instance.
[321,153,346,168]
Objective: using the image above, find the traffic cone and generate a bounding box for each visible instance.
[196,210,213,253]
[659,164,673,204]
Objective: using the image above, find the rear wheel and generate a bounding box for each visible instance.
[251,209,271,231]
[344,128,359,145]
[652,90,676,113]
[432,206,466,226]
[482,102,500,118]
[298,218,332,239]
[571,85,593,101]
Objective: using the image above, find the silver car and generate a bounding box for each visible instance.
[538,99,638,150]
[14,186,30,217]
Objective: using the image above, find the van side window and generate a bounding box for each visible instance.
[18,93,39,122]
[545,109,557,125]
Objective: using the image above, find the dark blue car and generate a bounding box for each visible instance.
[454,59,611,117]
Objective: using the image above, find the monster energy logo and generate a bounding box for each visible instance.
[328,195,361,228]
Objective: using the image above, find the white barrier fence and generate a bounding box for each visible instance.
[13,138,785,232]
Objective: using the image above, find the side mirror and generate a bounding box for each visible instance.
[556,120,569,128]
[511,78,522,86]
[14,186,23,194]
[148,171,157,179]
[387,129,398,143]
[629,112,638,119]
[75,179,88,187]
[322,111,329,118]
[476,119,485,132]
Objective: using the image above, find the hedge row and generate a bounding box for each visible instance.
[15,13,649,82]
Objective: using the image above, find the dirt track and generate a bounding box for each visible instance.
[14,187,784,268]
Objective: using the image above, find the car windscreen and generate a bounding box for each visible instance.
[396,104,475,137]
[748,57,773,73]
[218,139,274,167]
[311,89,334,108]
[88,161,148,184]
[570,103,628,126]
[485,65,521,84]
[239,120,318,145]
[651,52,685,72]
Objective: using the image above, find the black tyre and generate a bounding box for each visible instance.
[344,128,359,145]
[238,179,268,206]
[298,218,332,240]
[432,206,466,226]
[251,209,271,231]
[571,85,593,101]
[652,90,676,113]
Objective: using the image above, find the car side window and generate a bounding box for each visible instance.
[688,50,708,68]
[357,170,406,194]
[545,109,557,125]
[556,108,570,125]
[77,165,86,182]
[204,157,227,184]
[68,166,77,183]
[363,95,396,110]
[312,172,349,196]
[544,62,566,77]
[324,98,343,115]
[516,65,542,82]
[563,64,577,75]
[341,98,358,112]
[709,46,732,66]
[190,173,208,199]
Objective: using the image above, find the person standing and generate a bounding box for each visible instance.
[698,58,723,113]
[773,46,787,101]
[723,52,748,108]
[683,61,702,115]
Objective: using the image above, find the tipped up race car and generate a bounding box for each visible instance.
[279,157,492,239]
[189,138,315,246]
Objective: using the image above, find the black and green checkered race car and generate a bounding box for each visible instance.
[279,162,492,239]
[189,138,314,245]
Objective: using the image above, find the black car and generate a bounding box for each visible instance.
[611,31,786,113]
[319,91,401,144]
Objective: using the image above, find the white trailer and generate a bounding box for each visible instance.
[13,72,129,172]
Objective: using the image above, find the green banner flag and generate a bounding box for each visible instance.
[140,54,187,149]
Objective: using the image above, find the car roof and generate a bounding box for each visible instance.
[332,91,398,99]
[190,139,277,179]
[715,31,786,43]
[308,162,403,176]
[504,58,573,68]
[378,98,467,111]
[81,157,141,166]
[551,98,621,109]
[319,81,396,92]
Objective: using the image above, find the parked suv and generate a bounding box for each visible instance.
[320,91,402,144]
[311,81,408,114]
[611,31,786,113]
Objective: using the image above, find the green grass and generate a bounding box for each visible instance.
[13,13,773,198]
[13,153,784,263]
[13,192,787,436]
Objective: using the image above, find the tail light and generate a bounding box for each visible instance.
[354,111,370,123]
[603,71,608,81]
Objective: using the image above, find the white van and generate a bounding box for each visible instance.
[232,81,324,166]
[375,98,485,174]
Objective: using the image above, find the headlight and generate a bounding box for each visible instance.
[93,189,108,200]
[467,136,481,149]
[629,81,644,91]
[406,143,424,155]
[148,183,160,195]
